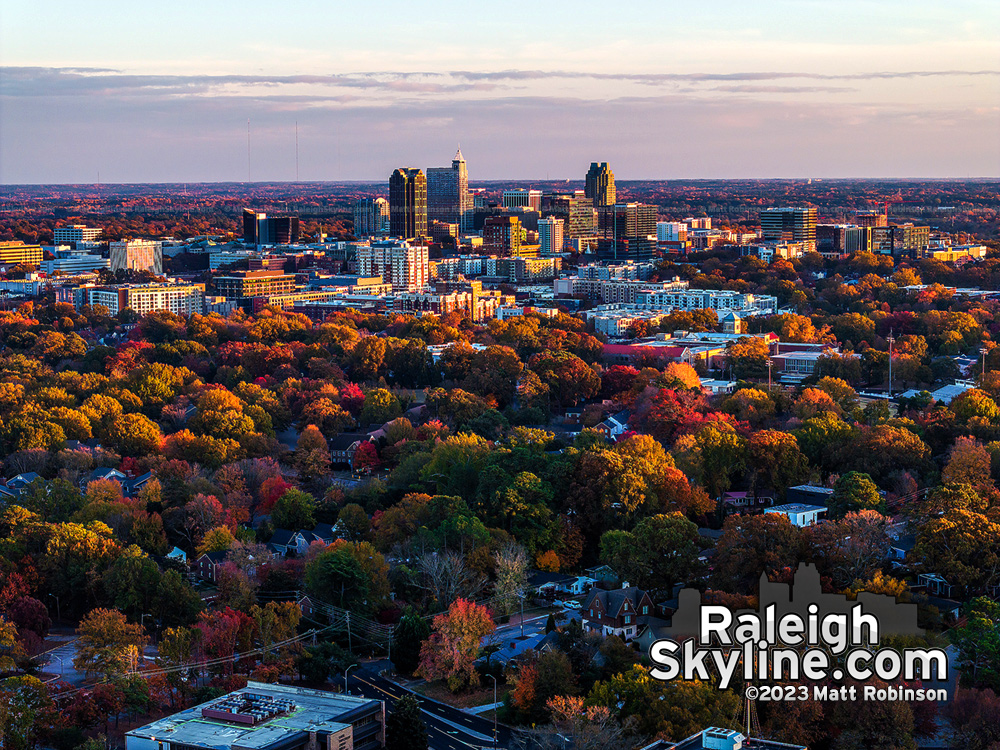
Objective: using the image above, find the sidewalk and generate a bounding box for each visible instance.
[465,701,503,715]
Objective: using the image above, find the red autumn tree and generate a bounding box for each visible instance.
[416,598,495,692]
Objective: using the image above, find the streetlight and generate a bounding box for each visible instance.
[48,653,65,677]
[47,594,60,622]
[485,673,498,749]
[345,663,358,693]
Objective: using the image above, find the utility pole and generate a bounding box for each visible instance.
[981,346,988,381]
[486,673,498,749]
[767,357,773,392]
[519,595,525,639]
[346,612,352,653]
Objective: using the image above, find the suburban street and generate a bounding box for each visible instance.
[348,665,512,750]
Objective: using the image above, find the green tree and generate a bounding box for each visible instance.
[829,472,885,518]
[600,513,702,597]
[103,545,162,620]
[271,489,317,531]
[393,608,431,675]
[586,666,740,741]
[950,598,1000,692]
[385,694,428,750]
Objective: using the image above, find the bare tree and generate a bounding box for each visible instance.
[418,551,486,609]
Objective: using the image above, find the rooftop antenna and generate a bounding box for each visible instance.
[295,121,300,182]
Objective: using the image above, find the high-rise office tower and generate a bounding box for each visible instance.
[389,168,428,240]
[426,149,472,231]
[538,217,565,256]
[759,207,818,253]
[585,162,616,207]
[353,197,390,237]
[483,216,523,256]
[243,209,300,245]
[597,203,657,261]
[542,193,596,238]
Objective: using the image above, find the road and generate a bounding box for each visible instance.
[39,629,159,688]
[348,666,511,750]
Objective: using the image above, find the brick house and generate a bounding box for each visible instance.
[581,586,655,641]
[196,550,229,583]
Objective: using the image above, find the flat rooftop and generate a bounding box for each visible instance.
[766,503,828,514]
[126,681,380,749]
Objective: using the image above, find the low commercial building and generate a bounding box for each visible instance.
[642,728,806,750]
[126,682,384,750]
[41,254,110,275]
[925,244,988,263]
[215,270,297,299]
[53,224,102,244]
[0,241,43,268]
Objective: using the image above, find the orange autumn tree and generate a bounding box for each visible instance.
[416,598,495,692]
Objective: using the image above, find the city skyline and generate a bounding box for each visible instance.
[1,0,998,183]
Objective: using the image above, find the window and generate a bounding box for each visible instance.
[624,615,631,624]
[642,606,648,615]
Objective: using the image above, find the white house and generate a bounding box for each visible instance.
[764,503,826,527]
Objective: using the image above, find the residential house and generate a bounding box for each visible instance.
[581,586,655,641]
[196,550,229,583]
[328,433,376,467]
[764,503,826,528]
[82,467,155,497]
[4,472,40,495]
[527,571,578,600]
[595,409,630,441]
[269,525,338,556]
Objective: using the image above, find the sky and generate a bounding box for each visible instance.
[1,0,999,183]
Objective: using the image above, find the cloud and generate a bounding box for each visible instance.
[3,66,996,101]
[446,68,1000,83]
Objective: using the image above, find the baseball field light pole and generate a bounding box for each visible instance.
[886,331,895,402]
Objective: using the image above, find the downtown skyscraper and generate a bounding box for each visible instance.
[585,162,616,207]
[427,149,472,232]
[389,168,428,240]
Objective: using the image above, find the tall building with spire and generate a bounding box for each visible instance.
[427,148,472,232]
[389,168,427,240]
[585,162,616,207]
